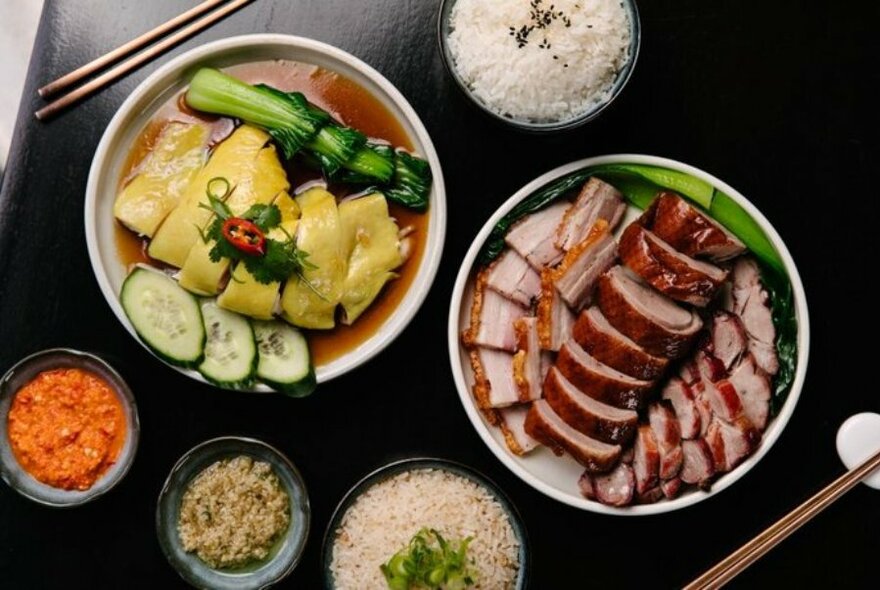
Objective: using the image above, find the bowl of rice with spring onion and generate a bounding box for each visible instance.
[324,458,528,589]
[438,0,640,131]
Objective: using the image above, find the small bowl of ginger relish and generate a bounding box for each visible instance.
[0,348,140,507]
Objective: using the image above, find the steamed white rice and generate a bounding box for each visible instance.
[447,0,632,122]
[330,468,520,589]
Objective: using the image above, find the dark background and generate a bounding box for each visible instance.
[1,0,877,588]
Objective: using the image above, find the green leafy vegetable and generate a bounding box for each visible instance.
[380,528,477,590]
[760,264,798,414]
[385,150,433,211]
[187,69,328,157]
[589,163,715,208]
[185,68,431,210]
[478,164,799,413]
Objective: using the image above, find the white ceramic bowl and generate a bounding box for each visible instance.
[448,155,810,515]
[86,35,446,391]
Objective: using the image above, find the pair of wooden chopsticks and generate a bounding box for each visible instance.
[685,447,880,589]
[35,0,255,121]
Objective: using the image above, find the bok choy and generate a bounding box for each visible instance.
[185,68,431,210]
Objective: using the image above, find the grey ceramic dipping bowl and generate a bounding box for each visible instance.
[156,437,310,590]
[0,348,140,507]
[322,457,529,589]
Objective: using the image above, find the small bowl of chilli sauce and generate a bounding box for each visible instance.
[0,349,140,506]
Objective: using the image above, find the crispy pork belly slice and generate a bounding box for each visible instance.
[467,348,519,411]
[728,354,771,430]
[556,177,626,252]
[708,311,748,371]
[498,405,540,455]
[661,378,701,439]
[505,201,568,269]
[640,192,746,261]
[649,401,684,480]
[592,463,636,507]
[731,258,779,375]
[573,307,668,381]
[633,424,660,495]
[680,439,715,485]
[661,477,682,499]
[543,367,638,445]
[462,269,529,352]
[512,318,542,402]
[485,249,541,307]
[619,223,728,307]
[597,266,703,358]
[552,220,618,311]
[524,400,622,472]
[705,417,761,473]
[556,340,654,410]
[537,269,576,351]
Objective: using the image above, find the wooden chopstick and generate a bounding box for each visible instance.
[684,447,880,590]
[35,0,255,121]
[38,0,230,99]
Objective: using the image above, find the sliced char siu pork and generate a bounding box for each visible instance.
[484,249,542,307]
[639,192,746,262]
[537,269,576,351]
[467,348,519,411]
[543,367,638,445]
[512,317,543,402]
[525,400,622,472]
[551,220,618,311]
[728,353,771,430]
[580,463,636,507]
[648,401,684,480]
[707,311,748,371]
[661,378,701,439]
[596,266,703,359]
[619,223,728,307]
[633,425,660,495]
[556,340,655,410]
[504,201,569,269]
[661,477,682,499]
[556,177,627,252]
[680,439,715,486]
[730,258,779,375]
[705,416,761,473]
[498,405,540,456]
[572,306,669,381]
[462,270,529,352]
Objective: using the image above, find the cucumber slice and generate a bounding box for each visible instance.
[198,299,257,388]
[253,320,316,397]
[121,267,205,367]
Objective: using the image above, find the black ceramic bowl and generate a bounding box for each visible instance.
[322,457,529,589]
[156,436,310,590]
[437,0,642,132]
[0,348,140,507]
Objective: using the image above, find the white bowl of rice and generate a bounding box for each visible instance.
[439,0,640,130]
[323,458,528,589]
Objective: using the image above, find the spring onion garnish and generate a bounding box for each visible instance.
[380,528,477,590]
[185,68,431,211]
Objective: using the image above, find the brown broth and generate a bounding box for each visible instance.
[115,60,429,368]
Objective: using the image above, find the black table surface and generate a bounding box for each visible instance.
[1,0,878,588]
